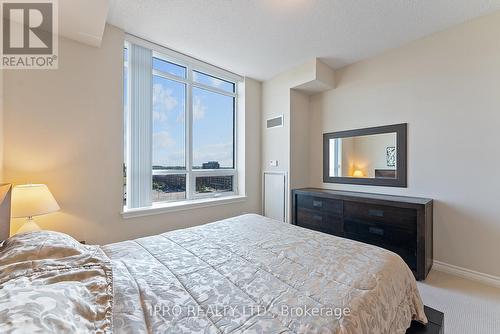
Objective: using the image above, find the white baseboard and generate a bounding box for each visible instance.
[432,260,500,289]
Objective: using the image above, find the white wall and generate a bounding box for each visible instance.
[3,24,262,244]
[309,12,500,277]
[290,90,310,190]
[261,59,334,221]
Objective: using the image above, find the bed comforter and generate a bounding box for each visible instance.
[103,214,427,334]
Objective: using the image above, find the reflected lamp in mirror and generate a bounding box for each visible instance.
[323,123,407,187]
[11,184,60,235]
[352,170,364,178]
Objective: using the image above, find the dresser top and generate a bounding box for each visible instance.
[294,188,433,206]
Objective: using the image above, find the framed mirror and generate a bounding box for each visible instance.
[323,123,407,187]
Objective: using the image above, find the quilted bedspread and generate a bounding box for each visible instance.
[103,214,427,334]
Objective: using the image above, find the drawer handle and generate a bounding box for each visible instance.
[313,215,323,221]
[369,227,384,236]
[368,209,384,217]
[313,200,323,208]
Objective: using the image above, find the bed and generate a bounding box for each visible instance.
[0,186,427,333]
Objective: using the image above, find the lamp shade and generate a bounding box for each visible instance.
[11,184,60,218]
[352,170,364,177]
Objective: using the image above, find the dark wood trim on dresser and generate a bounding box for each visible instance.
[292,188,433,280]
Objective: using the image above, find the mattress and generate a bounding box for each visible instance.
[103,214,427,334]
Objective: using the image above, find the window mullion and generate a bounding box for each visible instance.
[186,66,194,200]
[152,69,189,85]
[191,81,237,97]
[233,89,238,194]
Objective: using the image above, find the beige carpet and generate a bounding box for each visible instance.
[417,270,500,334]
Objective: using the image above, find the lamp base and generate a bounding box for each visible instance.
[16,217,42,235]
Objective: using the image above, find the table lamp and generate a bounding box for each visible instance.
[11,184,60,234]
[352,170,364,177]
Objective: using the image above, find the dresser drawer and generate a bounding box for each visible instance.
[296,208,343,235]
[344,219,416,247]
[296,194,342,216]
[344,201,416,230]
[344,218,417,270]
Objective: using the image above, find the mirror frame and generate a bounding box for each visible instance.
[323,123,407,187]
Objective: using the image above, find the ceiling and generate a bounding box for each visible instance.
[107,0,500,81]
[60,0,108,47]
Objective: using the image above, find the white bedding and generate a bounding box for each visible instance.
[104,214,427,334]
[0,214,427,333]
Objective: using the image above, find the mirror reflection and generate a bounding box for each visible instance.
[329,132,397,179]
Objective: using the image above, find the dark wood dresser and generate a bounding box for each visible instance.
[292,188,433,280]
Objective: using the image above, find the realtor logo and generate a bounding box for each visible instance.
[1,0,58,69]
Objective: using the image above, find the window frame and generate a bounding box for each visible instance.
[124,35,242,211]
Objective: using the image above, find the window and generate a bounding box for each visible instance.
[123,37,242,211]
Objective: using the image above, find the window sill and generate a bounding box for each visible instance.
[121,195,247,219]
